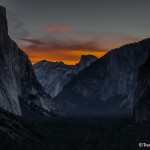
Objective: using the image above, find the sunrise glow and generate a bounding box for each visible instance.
[23,48,108,65]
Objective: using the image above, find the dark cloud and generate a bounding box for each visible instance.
[19,38,106,52]
[19,38,45,47]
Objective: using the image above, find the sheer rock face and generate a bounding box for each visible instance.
[34,55,97,97]
[133,53,150,122]
[56,39,150,115]
[0,6,54,115]
[72,55,98,75]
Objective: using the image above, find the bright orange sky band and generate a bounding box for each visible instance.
[23,48,108,65]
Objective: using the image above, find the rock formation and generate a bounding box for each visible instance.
[0,6,54,115]
[34,55,97,97]
[56,39,150,115]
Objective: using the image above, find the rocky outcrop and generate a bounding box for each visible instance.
[56,39,150,115]
[0,6,54,115]
[72,55,98,75]
[34,55,97,97]
[34,61,74,97]
[133,53,150,122]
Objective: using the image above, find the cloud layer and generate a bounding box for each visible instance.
[19,38,107,64]
[19,38,105,51]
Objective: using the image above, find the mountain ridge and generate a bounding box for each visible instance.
[34,55,98,97]
[55,38,150,115]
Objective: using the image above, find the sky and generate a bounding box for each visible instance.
[1,0,150,64]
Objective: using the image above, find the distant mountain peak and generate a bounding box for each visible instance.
[80,55,98,62]
[34,60,71,70]
[73,55,98,75]
[81,54,98,58]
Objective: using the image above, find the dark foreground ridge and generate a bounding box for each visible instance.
[1,113,150,150]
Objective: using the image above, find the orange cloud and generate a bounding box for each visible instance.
[47,25,70,33]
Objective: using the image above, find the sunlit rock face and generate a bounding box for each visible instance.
[133,53,150,122]
[34,55,97,97]
[56,39,150,115]
[0,6,54,115]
